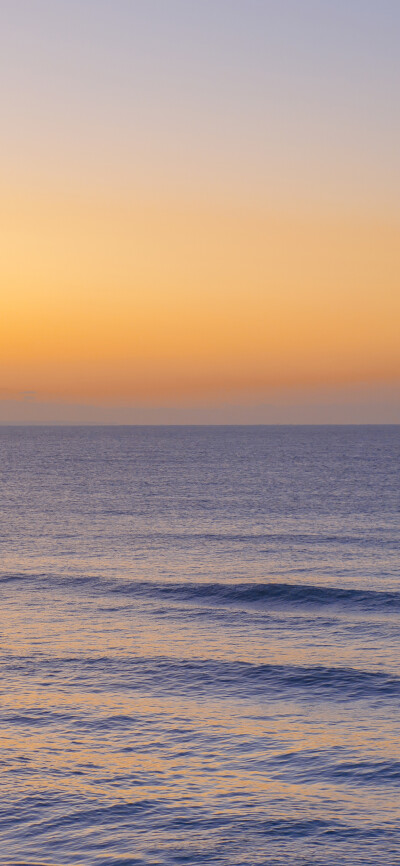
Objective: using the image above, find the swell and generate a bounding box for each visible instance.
[4,654,400,703]
[110,578,400,612]
[3,799,397,847]
[269,754,400,787]
[3,571,400,613]
[76,526,400,549]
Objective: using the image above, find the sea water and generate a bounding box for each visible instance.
[0,425,399,865]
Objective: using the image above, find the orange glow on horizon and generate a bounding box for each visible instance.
[1,189,399,405]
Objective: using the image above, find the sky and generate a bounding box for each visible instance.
[1,0,399,423]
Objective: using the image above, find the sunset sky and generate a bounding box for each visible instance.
[1,0,399,423]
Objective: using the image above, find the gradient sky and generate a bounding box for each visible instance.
[1,0,399,423]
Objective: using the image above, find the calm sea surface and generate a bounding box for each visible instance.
[1,425,399,865]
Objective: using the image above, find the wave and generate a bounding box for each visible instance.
[3,571,400,613]
[5,654,400,703]
[80,526,399,548]
[107,577,400,613]
[269,753,400,787]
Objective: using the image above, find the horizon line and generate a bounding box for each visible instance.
[0,422,399,429]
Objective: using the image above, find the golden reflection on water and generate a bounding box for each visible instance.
[2,572,400,849]
[1,427,400,866]
[3,579,400,677]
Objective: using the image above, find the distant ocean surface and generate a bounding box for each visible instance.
[1,425,399,866]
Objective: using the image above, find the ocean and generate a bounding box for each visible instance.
[1,425,399,865]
